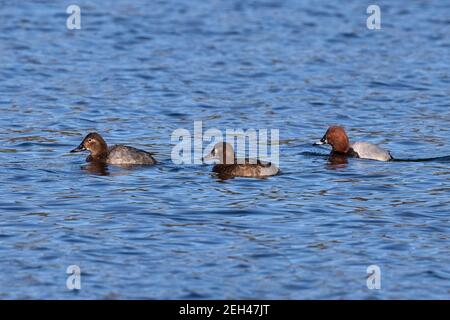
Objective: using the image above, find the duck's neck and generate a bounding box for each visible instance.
[332,141,350,154]
[222,154,237,165]
[332,146,358,158]
[90,142,108,162]
[90,151,108,162]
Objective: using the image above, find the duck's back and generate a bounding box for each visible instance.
[107,145,156,165]
[213,159,279,178]
[350,142,392,161]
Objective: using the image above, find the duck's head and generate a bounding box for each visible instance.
[314,126,350,153]
[203,142,235,164]
[71,132,108,156]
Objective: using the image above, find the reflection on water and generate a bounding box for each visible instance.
[0,0,449,299]
[326,154,349,166]
[81,162,110,176]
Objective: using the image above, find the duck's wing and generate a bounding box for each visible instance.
[213,160,279,178]
[350,142,392,161]
[107,145,157,165]
[235,158,272,166]
[213,164,261,177]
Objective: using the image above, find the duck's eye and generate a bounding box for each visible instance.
[87,139,92,143]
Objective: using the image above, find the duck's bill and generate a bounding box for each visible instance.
[202,154,217,163]
[70,144,86,153]
[313,140,326,146]
[313,136,328,146]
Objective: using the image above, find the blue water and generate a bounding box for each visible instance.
[0,0,449,299]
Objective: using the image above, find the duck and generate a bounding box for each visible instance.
[203,142,279,178]
[70,132,156,165]
[314,126,393,161]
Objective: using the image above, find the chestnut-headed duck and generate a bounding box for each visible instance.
[71,132,156,165]
[314,126,393,161]
[203,142,279,178]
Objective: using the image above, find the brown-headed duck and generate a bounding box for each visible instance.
[314,126,393,161]
[203,142,279,178]
[71,132,156,165]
